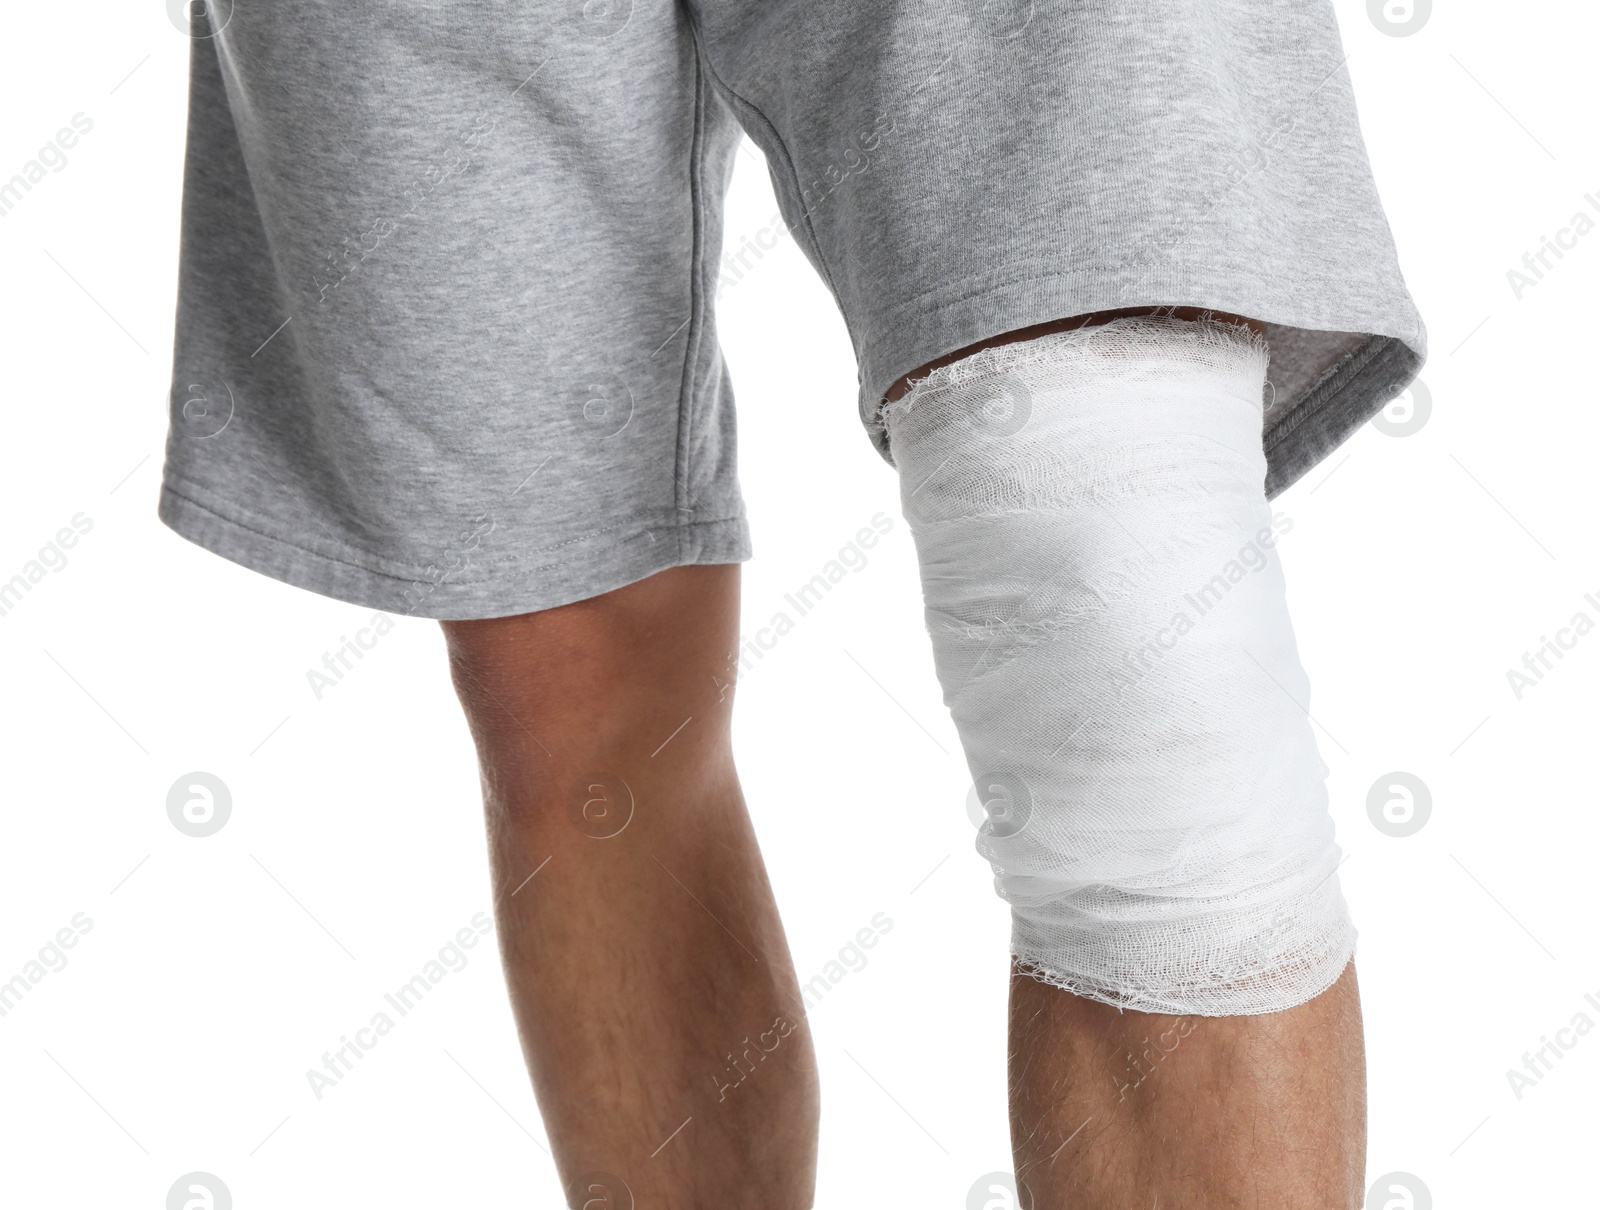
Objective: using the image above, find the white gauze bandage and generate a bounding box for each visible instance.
[883,316,1355,1016]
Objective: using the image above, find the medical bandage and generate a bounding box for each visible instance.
[883,316,1355,1015]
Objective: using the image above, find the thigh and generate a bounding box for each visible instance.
[687,0,1426,497]
[162,0,750,619]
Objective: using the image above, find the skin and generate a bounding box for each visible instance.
[441,563,818,1210]
[1009,963,1365,1209]
[442,307,1365,1209]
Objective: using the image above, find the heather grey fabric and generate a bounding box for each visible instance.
[159,0,1425,620]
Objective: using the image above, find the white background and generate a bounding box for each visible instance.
[1,2,1595,1206]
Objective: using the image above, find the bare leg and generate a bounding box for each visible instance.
[891,310,1366,1210]
[1011,963,1365,1208]
[441,564,819,1209]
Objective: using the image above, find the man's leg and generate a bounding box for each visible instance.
[1009,962,1364,1207]
[888,310,1366,1210]
[440,564,819,1210]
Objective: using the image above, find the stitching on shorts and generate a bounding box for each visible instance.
[1262,333,1389,454]
[165,473,631,572]
[162,474,745,582]
[860,261,1423,418]
[874,257,1409,332]
[679,8,854,352]
[673,34,708,548]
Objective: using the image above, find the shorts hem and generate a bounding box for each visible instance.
[157,481,753,620]
[855,262,1427,498]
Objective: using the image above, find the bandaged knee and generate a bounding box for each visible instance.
[883,315,1355,1016]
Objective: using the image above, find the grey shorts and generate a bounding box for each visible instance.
[159,0,1426,621]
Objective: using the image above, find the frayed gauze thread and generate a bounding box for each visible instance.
[885,316,1356,1016]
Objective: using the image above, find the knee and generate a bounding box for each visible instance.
[885,316,1353,1016]
[440,563,741,763]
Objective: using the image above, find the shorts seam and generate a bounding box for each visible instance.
[680,14,853,351]
[876,258,1407,332]
[161,474,744,583]
[1261,331,1387,454]
[674,36,708,552]
[861,261,1425,419]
